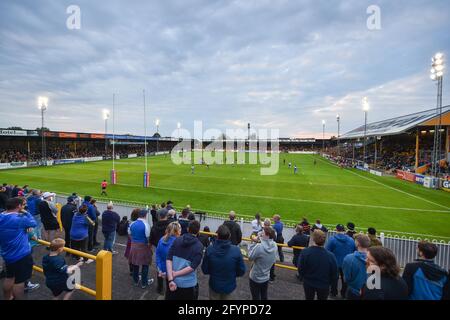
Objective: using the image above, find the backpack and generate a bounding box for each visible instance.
[117,219,129,236]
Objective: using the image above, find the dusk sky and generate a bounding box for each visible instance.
[0,0,449,139]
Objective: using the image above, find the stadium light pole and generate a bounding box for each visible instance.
[111,93,117,185]
[143,90,150,188]
[155,118,160,153]
[336,114,340,157]
[322,120,326,153]
[102,109,110,156]
[430,52,445,177]
[362,97,370,165]
[38,96,48,166]
[177,122,181,140]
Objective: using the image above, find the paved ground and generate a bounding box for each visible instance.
[0,228,343,300]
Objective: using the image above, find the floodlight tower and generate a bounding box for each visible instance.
[177,122,181,140]
[38,96,48,166]
[336,114,340,156]
[322,120,326,153]
[155,118,160,153]
[102,109,110,156]
[430,52,445,177]
[362,97,370,165]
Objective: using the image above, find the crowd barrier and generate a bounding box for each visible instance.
[32,239,112,300]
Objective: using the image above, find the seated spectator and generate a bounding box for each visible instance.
[201,225,246,300]
[402,241,449,300]
[223,211,242,246]
[287,224,309,268]
[362,247,408,300]
[298,230,338,300]
[326,224,356,298]
[368,227,382,247]
[342,234,371,300]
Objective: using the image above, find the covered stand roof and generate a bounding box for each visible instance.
[340,105,450,139]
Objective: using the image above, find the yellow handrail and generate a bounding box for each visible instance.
[34,239,112,300]
[200,231,302,272]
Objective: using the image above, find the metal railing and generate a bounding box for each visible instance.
[55,195,450,270]
[33,239,112,300]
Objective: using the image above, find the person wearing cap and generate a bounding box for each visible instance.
[128,209,154,289]
[60,196,78,255]
[325,224,356,298]
[38,192,60,242]
[346,222,357,239]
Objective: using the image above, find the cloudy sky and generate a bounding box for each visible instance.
[0,0,449,139]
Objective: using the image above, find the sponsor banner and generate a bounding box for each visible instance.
[288,151,317,154]
[369,169,382,176]
[0,162,27,170]
[53,158,84,165]
[27,131,39,137]
[442,180,450,192]
[415,174,425,185]
[356,165,368,172]
[0,129,27,136]
[27,161,40,167]
[84,157,103,162]
[396,170,416,182]
[0,163,10,170]
[128,154,138,158]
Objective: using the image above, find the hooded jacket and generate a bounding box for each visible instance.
[201,239,246,294]
[342,251,367,295]
[60,203,77,231]
[149,219,171,246]
[167,233,204,288]
[248,238,277,283]
[156,235,177,273]
[325,233,356,268]
[402,259,449,300]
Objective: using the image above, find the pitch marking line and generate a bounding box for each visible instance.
[313,155,450,211]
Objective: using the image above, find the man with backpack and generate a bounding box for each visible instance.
[26,189,42,239]
[402,241,449,300]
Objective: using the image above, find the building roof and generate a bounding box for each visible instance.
[340,105,450,139]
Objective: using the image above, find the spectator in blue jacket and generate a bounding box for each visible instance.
[70,205,94,261]
[166,220,204,300]
[0,197,37,300]
[326,224,356,298]
[272,214,284,263]
[402,241,449,300]
[26,189,42,239]
[101,203,121,253]
[202,225,246,300]
[298,229,338,300]
[82,196,97,252]
[155,222,181,296]
[342,234,370,300]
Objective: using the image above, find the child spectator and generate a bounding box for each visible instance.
[42,238,84,300]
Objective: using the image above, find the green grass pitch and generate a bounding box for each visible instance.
[1,153,450,238]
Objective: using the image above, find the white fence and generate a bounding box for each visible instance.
[55,195,450,270]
